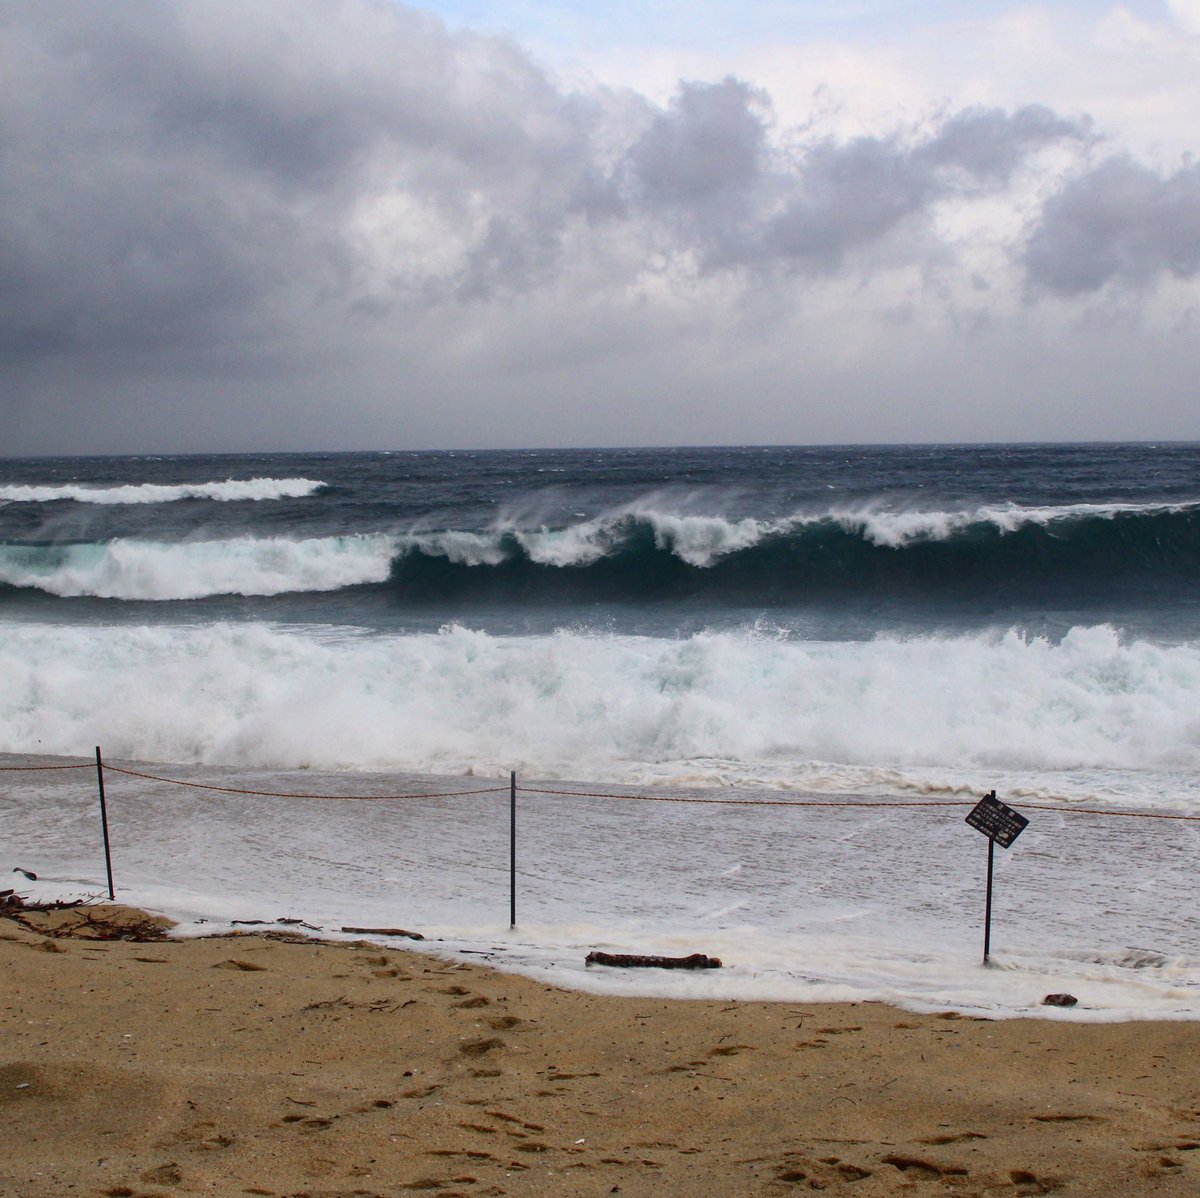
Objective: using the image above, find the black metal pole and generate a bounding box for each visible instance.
[509,770,517,929]
[95,746,115,900]
[983,836,995,965]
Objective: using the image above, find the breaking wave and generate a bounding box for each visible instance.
[386,499,1200,604]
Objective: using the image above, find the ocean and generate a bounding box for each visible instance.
[4,443,1200,1018]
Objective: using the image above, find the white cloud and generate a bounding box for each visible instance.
[1167,0,1200,34]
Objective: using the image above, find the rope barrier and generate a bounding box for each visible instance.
[525,787,1200,825]
[521,786,975,809]
[0,762,92,772]
[9,755,1200,822]
[1016,801,1200,822]
[103,764,508,802]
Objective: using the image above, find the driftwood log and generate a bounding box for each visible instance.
[340,926,425,941]
[586,950,722,970]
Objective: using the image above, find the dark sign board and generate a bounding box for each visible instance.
[965,791,1028,849]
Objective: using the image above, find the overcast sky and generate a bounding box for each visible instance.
[2,0,1198,454]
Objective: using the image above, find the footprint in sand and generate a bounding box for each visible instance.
[1011,1167,1069,1193]
[459,1037,505,1057]
[139,1162,183,1185]
[918,1131,987,1145]
[882,1153,968,1178]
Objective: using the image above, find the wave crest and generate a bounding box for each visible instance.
[0,477,325,505]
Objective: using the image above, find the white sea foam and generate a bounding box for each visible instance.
[0,477,325,505]
[1,620,1198,806]
[0,535,395,599]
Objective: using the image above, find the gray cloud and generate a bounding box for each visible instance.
[757,105,1090,272]
[627,78,766,207]
[616,91,1092,274]
[919,104,1091,182]
[1025,156,1200,294]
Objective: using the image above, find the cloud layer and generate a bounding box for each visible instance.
[1,0,1197,451]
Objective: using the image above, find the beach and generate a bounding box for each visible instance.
[4,904,1199,1197]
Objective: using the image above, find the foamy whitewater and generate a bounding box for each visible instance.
[4,445,1200,1018]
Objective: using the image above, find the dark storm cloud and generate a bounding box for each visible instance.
[0,0,1185,403]
[1024,156,1200,294]
[0,0,606,364]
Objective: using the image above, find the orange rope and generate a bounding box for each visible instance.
[11,757,1200,822]
[521,786,1200,821]
[521,786,972,809]
[1016,801,1200,822]
[0,762,92,771]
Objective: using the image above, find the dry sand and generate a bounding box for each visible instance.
[3,903,1200,1197]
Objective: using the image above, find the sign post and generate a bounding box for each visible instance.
[965,791,1028,965]
[509,770,517,930]
[94,746,115,900]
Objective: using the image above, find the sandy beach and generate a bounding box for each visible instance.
[2,904,1199,1197]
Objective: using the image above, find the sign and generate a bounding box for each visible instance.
[965,791,1028,849]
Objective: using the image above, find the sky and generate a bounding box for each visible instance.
[1,0,1198,454]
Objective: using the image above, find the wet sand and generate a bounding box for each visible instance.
[3,903,1199,1197]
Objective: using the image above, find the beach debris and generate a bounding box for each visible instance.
[214,958,269,972]
[2,898,171,941]
[585,951,722,970]
[231,917,323,931]
[341,926,425,940]
[12,867,37,880]
[1042,993,1078,1007]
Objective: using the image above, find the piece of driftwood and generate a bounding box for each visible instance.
[586,950,722,970]
[341,926,425,941]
